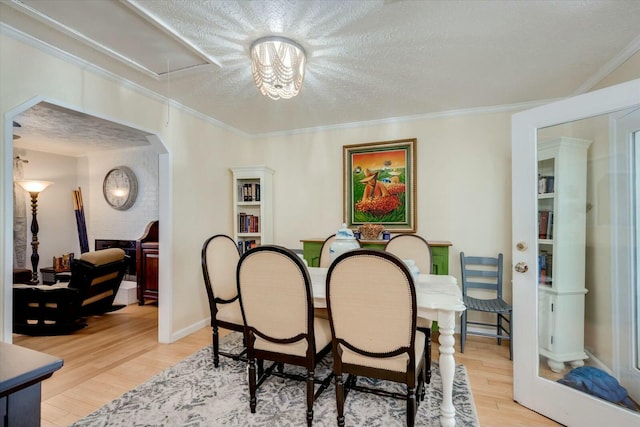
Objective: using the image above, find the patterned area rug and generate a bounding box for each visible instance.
[71,333,479,426]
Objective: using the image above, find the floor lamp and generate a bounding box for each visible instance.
[17,179,53,284]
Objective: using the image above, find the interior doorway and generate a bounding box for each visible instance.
[5,97,170,343]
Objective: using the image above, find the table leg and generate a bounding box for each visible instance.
[438,320,457,427]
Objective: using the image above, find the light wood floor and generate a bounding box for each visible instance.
[13,304,560,427]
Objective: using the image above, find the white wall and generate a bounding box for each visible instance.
[263,113,514,286]
[87,147,159,243]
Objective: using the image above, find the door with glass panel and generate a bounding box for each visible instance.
[511,79,640,426]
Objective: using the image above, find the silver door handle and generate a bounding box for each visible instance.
[514,262,528,273]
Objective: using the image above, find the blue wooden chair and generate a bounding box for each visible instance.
[460,252,512,360]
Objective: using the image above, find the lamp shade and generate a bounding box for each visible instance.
[251,36,306,100]
[17,180,53,193]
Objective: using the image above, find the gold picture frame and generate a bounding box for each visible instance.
[343,138,416,233]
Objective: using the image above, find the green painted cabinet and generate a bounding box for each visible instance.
[301,238,452,275]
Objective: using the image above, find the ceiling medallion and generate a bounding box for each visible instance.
[250,36,306,100]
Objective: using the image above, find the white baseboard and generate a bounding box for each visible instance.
[584,349,613,375]
[169,317,210,343]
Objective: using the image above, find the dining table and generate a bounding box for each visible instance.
[307,266,466,427]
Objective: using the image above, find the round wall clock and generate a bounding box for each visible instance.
[103,166,138,210]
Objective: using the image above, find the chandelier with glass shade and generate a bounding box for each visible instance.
[250,36,306,100]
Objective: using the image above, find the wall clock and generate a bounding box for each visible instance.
[103,166,138,210]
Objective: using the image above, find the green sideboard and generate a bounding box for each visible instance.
[301,238,452,275]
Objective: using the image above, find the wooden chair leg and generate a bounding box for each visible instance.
[336,373,345,427]
[426,327,432,384]
[420,358,427,401]
[418,326,432,384]
[212,326,220,367]
[306,370,314,427]
[249,358,257,413]
[497,314,503,346]
[407,386,417,427]
[257,359,264,379]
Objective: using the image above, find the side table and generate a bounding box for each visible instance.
[0,343,63,427]
[39,267,71,285]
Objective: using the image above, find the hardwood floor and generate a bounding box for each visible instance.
[13,304,560,427]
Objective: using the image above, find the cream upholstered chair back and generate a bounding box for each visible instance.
[326,249,426,427]
[327,249,417,358]
[384,234,433,274]
[201,234,245,367]
[318,234,336,268]
[237,245,314,356]
[237,245,333,424]
[202,234,240,303]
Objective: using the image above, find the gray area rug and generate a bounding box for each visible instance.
[71,333,479,426]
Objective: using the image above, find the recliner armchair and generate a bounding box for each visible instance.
[13,248,129,335]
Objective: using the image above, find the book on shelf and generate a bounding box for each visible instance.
[243,183,250,201]
[538,251,553,285]
[538,210,553,239]
[237,239,258,255]
[545,176,555,193]
[239,182,261,202]
[238,213,259,233]
[538,211,549,239]
[538,175,555,194]
[238,212,245,232]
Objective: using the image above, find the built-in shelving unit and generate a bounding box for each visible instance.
[537,136,591,373]
[231,166,274,254]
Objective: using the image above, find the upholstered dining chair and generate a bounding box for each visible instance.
[236,245,333,427]
[326,249,427,427]
[384,234,433,274]
[384,233,433,382]
[201,234,245,367]
[318,234,336,267]
[460,252,512,360]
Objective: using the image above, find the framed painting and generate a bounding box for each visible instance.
[343,138,416,232]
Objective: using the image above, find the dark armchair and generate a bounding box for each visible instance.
[13,248,129,335]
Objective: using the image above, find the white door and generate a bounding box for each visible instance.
[512,79,640,426]
[613,110,640,401]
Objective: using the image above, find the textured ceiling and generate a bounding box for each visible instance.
[13,103,152,157]
[4,0,640,156]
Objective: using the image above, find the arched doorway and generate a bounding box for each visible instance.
[4,97,171,343]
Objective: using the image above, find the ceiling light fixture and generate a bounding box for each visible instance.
[250,36,306,100]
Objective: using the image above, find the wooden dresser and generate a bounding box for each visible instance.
[136,220,159,305]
